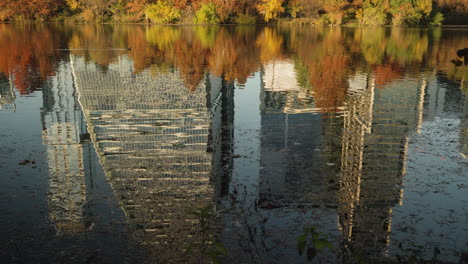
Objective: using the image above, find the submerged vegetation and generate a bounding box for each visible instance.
[0,0,467,25]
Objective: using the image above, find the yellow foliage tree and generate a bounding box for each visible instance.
[146,0,181,23]
[256,0,285,22]
[66,0,81,11]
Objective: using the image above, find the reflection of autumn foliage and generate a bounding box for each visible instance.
[0,25,65,95]
[173,37,211,91]
[373,61,404,88]
[0,0,60,20]
[309,54,349,112]
[1,24,465,100]
[256,27,285,63]
[386,28,428,64]
[129,26,172,73]
[209,27,261,84]
[292,28,350,112]
[431,31,468,87]
[68,25,128,67]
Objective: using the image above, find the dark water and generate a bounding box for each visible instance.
[0,24,467,263]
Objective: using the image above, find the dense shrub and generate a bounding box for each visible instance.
[235,13,256,24]
[193,2,219,24]
[146,0,181,24]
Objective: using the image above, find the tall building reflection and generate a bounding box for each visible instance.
[336,71,423,256]
[0,75,15,110]
[2,24,467,263]
[41,62,88,234]
[260,59,338,206]
[218,60,433,262]
[70,54,231,261]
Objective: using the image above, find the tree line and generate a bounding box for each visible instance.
[0,0,466,25]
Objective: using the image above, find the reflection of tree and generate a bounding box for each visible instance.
[256,27,285,63]
[209,27,261,84]
[386,28,429,64]
[301,28,350,112]
[173,35,212,91]
[130,26,173,73]
[373,61,404,88]
[2,24,465,114]
[358,27,388,65]
[430,31,468,90]
[0,24,67,95]
[68,25,129,67]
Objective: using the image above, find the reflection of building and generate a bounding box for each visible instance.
[260,60,337,206]
[338,72,423,257]
[430,74,468,158]
[220,64,342,264]
[0,75,15,110]
[220,61,427,262]
[41,63,88,234]
[338,72,374,243]
[71,55,224,262]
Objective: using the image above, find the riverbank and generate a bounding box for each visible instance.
[1,1,466,26]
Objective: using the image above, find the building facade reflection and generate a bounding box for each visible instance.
[70,54,229,261]
[41,62,89,234]
[26,26,467,262]
[218,60,435,262]
[0,75,15,110]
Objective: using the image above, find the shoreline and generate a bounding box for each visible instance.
[1,21,468,28]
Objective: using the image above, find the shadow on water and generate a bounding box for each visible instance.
[0,24,467,263]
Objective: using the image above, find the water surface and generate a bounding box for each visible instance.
[0,24,467,263]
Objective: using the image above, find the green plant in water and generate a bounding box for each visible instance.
[187,205,227,264]
[297,226,333,261]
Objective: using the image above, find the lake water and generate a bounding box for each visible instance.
[0,24,467,263]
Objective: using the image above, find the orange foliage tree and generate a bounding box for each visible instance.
[0,0,64,20]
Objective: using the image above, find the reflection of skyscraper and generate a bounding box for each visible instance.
[41,63,88,234]
[338,72,423,257]
[0,75,15,110]
[260,60,337,206]
[71,55,223,262]
[219,63,342,263]
[338,72,374,243]
[431,74,468,158]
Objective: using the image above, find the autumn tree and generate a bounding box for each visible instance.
[194,2,220,24]
[285,0,302,18]
[389,0,432,25]
[257,0,285,22]
[0,0,65,20]
[357,0,388,25]
[76,0,119,21]
[434,0,467,24]
[293,0,322,17]
[146,0,182,23]
[320,0,348,24]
